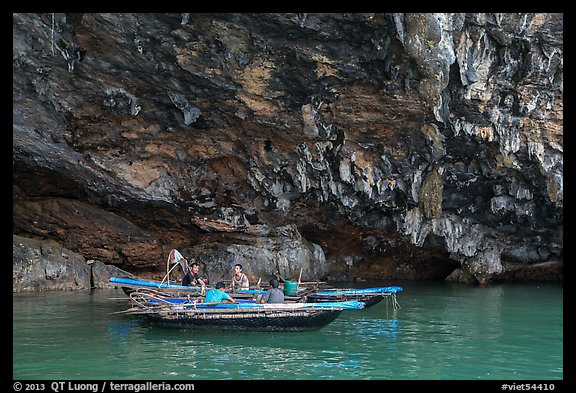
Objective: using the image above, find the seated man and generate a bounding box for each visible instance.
[182,262,207,286]
[259,278,285,304]
[204,282,236,303]
[231,263,250,290]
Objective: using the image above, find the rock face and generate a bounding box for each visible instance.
[12,235,134,292]
[13,13,563,290]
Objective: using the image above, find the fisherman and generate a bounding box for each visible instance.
[204,282,236,303]
[230,263,250,290]
[259,278,285,304]
[182,262,207,287]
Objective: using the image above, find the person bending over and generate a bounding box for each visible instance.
[204,282,236,303]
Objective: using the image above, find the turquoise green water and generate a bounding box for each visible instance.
[13,281,563,380]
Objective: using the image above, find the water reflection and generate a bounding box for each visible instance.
[107,318,145,348]
[111,305,405,379]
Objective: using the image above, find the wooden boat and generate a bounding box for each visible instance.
[110,277,403,309]
[110,251,373,331]
[306,286,403,309]
[119,292,364,332]
[130,306,343,332]
[109,276,204,297]
[125,288,364,309]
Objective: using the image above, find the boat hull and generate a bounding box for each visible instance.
[308,294,384,307]
[307,286,403,308]
[145,308,343,332]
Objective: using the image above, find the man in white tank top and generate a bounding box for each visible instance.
[231,263,250,290]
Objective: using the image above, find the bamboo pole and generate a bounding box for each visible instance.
[296,267,303,293]
[160,261,182,287]
[274,271,285,283]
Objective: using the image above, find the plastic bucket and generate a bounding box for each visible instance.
[283,280,298,296]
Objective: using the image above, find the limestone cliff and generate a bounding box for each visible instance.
[13,13,562,290]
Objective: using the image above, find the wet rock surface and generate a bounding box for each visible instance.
[13,13,562,290]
